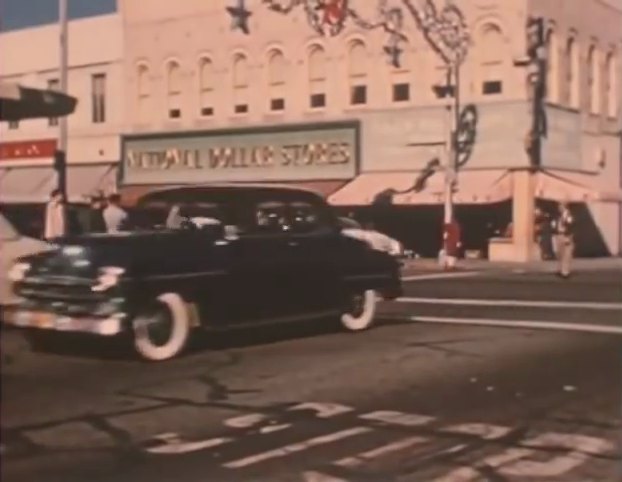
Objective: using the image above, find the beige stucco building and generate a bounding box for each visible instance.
[119,0,621,259]
[0,12,124,203]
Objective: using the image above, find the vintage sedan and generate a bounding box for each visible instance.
[5,184,402,361]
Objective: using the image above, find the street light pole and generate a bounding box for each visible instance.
[55,0,69,199]
[443,63,461,225]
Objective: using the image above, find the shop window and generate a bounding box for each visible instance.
[348,41,367,106]
[588,45,601,114]
[606,52,618,118]
[167,61,182,120]
[478,23,505,98]
[8,120,19,130]
[546,29,560,103]
[270,98,285,111]
[233,53,249,115]
[350,85,367,105]
[91,73,106,124]
[566,37,580,109]
[47,78,59,126]
[199,57,215,118]
[482,80,503,95]
[268,49,286,113]
[137,64,151,122]
[310,93,326,108]
[308,45,327,109]
[393,83,410,102]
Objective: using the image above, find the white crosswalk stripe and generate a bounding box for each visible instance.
[142,403,617,481]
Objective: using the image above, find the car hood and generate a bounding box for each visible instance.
[18,231,192,279]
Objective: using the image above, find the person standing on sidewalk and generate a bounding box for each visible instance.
[103,193,128,233]
[44,189,66,241]
[552,203,575,278]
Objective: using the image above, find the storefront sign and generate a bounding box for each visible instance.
[121,122,358,185]
[0,139,57,160]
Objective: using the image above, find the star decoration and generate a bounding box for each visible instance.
[227,0,252,34]
[384,43,403,68]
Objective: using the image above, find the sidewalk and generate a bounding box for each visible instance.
[401,257,622,274]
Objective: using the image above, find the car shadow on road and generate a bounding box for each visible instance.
[16,317,410,362]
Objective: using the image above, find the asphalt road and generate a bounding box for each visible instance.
[1,269,621,482]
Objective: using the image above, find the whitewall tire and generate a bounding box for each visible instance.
[132,293,191,361]
[340,289,377,332]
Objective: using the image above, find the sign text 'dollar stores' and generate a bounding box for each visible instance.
[122,124,358,184]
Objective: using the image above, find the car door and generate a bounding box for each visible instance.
[224,196,299,324]
[284,198,343,314]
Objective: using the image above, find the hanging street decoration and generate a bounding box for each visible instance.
[227,0,253,34]
[228,0,470,69]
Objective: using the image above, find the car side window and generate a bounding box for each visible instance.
[287,201,323,234]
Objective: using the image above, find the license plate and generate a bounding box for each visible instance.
[31,311,54,328]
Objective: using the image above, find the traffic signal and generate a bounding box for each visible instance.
[53,149,67,199]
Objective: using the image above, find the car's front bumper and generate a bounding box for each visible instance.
[3,309,124,336]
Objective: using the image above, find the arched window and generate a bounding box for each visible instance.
[605,52,618,118]
[566,37,580,108]
[479,23,504,95]
[546,29,560,103]
[308,45,326,109]
[233,53,249,114]
[267,49,286,112]
[166,61,182,119]
[588,45,600,114]
[199,58,215,117]
[137,64,151,122]
[348,40,367,105]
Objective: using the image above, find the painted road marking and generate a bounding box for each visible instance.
[359,410,435,427]
[401,272,480,282]
[334,436,426,468]
[410,315,622,335]
[396,297,622,311]
[440,423,512,440]
[223,427,373,469]
[225,413,269,428]
[145,433,232,454]
[303,471,348,482]
[432,433,615,481]
[290,402,354,418]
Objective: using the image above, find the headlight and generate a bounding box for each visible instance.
[8,262,31,282]
[92,266,125,292]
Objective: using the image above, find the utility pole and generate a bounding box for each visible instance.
[54,0,69,199]
[443,63,462,225]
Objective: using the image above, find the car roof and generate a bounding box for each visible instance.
[137,183,324,203]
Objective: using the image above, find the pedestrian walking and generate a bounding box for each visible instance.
[552,203,575,278]
[44,189,66,240]
[103,193,128,233]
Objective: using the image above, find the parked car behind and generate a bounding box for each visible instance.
[338,217,405,259]
[4,184,402,361]
[0,213,51,307]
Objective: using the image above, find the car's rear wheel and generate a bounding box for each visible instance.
[132,293,191,361]
[340,289,377,332]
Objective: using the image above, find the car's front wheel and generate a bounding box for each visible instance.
[340,289,377,332]
[132,293,191,361]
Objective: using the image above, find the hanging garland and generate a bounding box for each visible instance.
[227,0,470,68]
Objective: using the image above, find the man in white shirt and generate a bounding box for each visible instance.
[44,189,66,240]
[103,193,128,233]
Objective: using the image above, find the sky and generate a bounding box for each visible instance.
[0,0,117,32]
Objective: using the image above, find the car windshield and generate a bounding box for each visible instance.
[133,200,224,231]
[338,217,362,230]
[0,212,19,241]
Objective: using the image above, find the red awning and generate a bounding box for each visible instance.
[535,171,622,203]
[328,170,513,206]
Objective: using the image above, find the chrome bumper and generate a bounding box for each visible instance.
[4,310,124,336]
